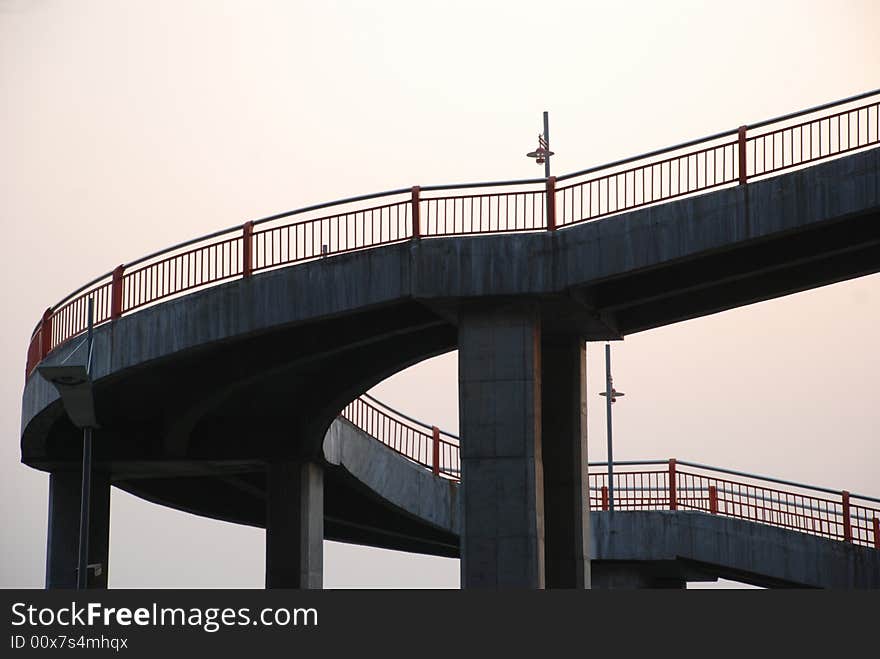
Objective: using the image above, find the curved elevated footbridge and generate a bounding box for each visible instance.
[21,89,880,588]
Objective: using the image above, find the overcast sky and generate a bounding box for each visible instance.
[1,0,878,588]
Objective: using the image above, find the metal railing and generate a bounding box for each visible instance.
[338,400,880,551]
[25,88,880,378]
[587,459,880,549]
[339,395,460,480]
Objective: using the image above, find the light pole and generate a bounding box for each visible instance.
[598,342,624,510]
[526,111,554,176]
[38,298,98,589]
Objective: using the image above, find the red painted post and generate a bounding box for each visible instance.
[873,517,880,550]
[601,486,609,511]
[737,125,748,185]
[242,221,254,277]
[709,485,718,514]
[411,186,421,239]
[546,176,557,231]
[842,491,852,543]
[40,308,52,359]
[110,264,125,320]
[668,459,678,510]
[431,426,440,476]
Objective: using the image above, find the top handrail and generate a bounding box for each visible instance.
[586,458,880,504]
[250,186,414,227]
[34,87,880,320]
[347,393,878,505]
[555,128,739,183]
[360,393,459,440]
[343,395,879,549]
[558,87,880,182]
[748,87,880,130]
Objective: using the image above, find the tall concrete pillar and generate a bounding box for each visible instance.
[541,334,590,588]
[45,470,111,589]
[458,305,545,588]
[265,461,323,589]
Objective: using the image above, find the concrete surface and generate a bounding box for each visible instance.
[458,304,545,588]
[21,147,880,588]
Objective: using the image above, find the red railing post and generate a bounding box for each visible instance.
[110,264,125,320]
[737,125,748,185]
[709,485,718,514]
[601,486,609,511]
[668,459,678,510]
[431,425,440,476]
[242,221,254,277]
[842,491,852,543]
[873,517,880,550]
[546,176,557,231]
[411,186,421,239]
[40,308,52,359]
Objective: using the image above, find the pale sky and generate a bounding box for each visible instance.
[1,0,878,588]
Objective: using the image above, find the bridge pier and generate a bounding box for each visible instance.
[459,306,545,588]
[265,461,323,589]
[45,470,111,589]
[458,307,591,589]
[541,334,590,588]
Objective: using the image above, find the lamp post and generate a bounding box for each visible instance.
[598,342,624,510]
[526,111,554,177]
[38,298,98,589]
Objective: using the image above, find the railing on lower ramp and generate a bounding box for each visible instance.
[339,395,460,480]
[588,459,880,549]
[340,397,880,550]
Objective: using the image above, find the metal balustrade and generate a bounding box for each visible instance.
[24,88,880,378]
[341,399,880,550]
[23,87,880,550]
[339,395,460,480]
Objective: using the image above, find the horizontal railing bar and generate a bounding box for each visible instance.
[556,129,739,182]
[587,484,878,520]
[556,142,738,194]
[250,187,412,227]
[750,100,879,141]
[675,460,879,502]
[588,459,669,466]
[360,393,459,440]
[123,225,242,270]
[46,193,413,314]
[748,87,880,130]
[587,458,880,503]
[421,177,546,192]
[557,88,880,183]
[46,269,117,316]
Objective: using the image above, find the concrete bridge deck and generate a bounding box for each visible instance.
[326,416,880,589]
[21,92,880,588]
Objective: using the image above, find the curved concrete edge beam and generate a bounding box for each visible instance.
[23,149,880,438]
[323,418,460,536]
[591,511,880,588]
[321,421,880,587]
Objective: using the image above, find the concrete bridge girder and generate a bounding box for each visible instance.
[22,148,880,588]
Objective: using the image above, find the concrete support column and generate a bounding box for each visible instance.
[265,461,323,589]
[458,305,544,588]
[541,334,590,588]
[45,470,111,589]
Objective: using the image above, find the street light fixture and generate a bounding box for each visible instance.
[37,298,97,589]
[598,342,624,510]
[37,364,97,428]
[526,111,554,177]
